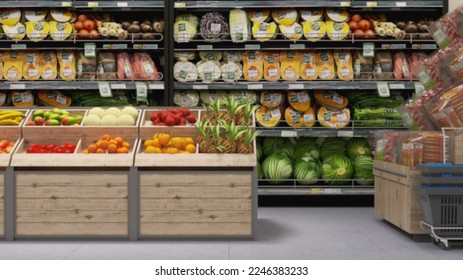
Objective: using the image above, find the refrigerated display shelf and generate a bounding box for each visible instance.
[258,187,374,195]
[257,126,407,137]
[0,81,164,90]
[0,42,163,51]
[0,1,165,8]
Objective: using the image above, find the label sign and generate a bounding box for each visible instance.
[389,83,405,89]
[366,2,377,7]
[363,43,375,58]
[11,44,27,50]
[197,45,213,50]
[103,44,128,50]
[290,44,305,50]
[338,131,354,137]
[414,82,426,97]
[98,82,112,97]
[381,44,406,49]
[340,2,351,7]
[10,84,26,90]
[136,82,148,102]
[288,84,304,90]
[396,2,407,7]
[412,44,437,50]
[245,44,260,50]
[377,82,390,97]
[117,2,128,7]
[84,43,96,58]
[192,84,208,90]
[248,84,263,90]
[148,83,164,90]
[88,2,99,7]
[133,44,158,50]
[281,130,297,137]
[324,188,342,194]
[110,83,127,90]
[61,2,72,7]
[174,2,186,8]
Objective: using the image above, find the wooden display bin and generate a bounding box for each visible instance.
[139,108,199,137]
[373,160,424,234]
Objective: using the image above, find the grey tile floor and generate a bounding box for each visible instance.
[0,207,462,260]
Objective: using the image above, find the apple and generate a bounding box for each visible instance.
[45,119,60,126]
[33,110,45,118]
[34,116,45,125]
[61,116,75,126]
[26,121,36,126]
[0,140,9,149]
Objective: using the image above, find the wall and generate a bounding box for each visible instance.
[450,0,459,11]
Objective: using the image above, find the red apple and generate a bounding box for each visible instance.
[34,116,45,125]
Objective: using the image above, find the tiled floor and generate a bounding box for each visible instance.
[0,207,462,260]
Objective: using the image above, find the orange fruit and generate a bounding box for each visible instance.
[185,144,196,153]
[95,140,102,148]
[145,146,156,154]
[181,151,190,154]
[151,138,161,148]
[114,136,124,146]
[96,148,105,154]
[158,133,170,146]
[99,140,109,150]
[167,147,178,154]
[153,147,162,153]
[144,139,153,148]
[87,144,97,153]
[107,144,118,154]
[122,142,130,149]
[116,148,124,153]
[119,147,129,154]
[184,137,195,146]
[83,149,89,154]
[171,137,185,150]
[101,134,111,141]
[108,139,118,146]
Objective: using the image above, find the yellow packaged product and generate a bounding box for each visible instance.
[26,21,50,42]
[301,51,318,80]
[49,21,73,41]
[248,10,271,22]
[0,92,6,106]
[302,21,326,42]
[57,51,76,81]
[317,107,351,129]
[0,9,21,26]
[326,8,349,22]
[3,22,26,41]
[280,51,301,81]
[326,21,349,41]
[243,51,263,82]
[23,51,40,81]
[272,8,298,25]
[11,91,34,107]
[0,52,3,80]
[279,22,303,41]
[263,51,280,81]
[252,21,278,42]
[3,51,24,81]
[50,9,73,22]
[334,51,353,81]
[40,51,58,80]
[300,9,324,22]
[316,51,336,80]
[25,9,48,22]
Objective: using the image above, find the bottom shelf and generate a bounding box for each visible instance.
[258,187,374,196]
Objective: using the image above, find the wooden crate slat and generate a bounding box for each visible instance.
[140,222,251,236]
[16,222,128,236]
[17,198,128,211]
[17,210,128,223]
[0,222,3,236]
[16,174,128,187]
[17,186,128,199]
[140,210,252,223]
[140,173,252,187]
[140,198,251,211]
[140,186,251,199]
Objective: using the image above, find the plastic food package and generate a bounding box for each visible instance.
[173,61,198,82]
[374,52,393,80]
[57,51,76,81]
[26,21,50,42]
[40,51,58,80]
[353,51,373,80]
[199,51,222,62]
[221,62,242,82]
[280,51,301,81]
[334,51,353,81]
[316,51,336,80]
[272,8,298,26]
[300,9,324,22]
[116,52,134,80]
[3,51,24,81]
[229,9,251,43]
[302,21,326,42]
[197,60,221,83]
[0,9,21,25]
[200,90,227,105]
[263,51,281,81]
[23,51,40,81]
[252,21,278,42]
[97,52,117,80]
[243,51,263,82]
[280,22,303,41]
[132,52,160,80]
[393,52,411,80]
[174,90,200,107]
[77,51,97,80]
[300,51,318,80]
[200,12,229,42]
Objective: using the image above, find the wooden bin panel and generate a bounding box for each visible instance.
[373,160,424,234]
[140,171,253,236]
[16,172,129,236]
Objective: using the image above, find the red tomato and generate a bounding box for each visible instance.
[83,20,95,32]
[358,20,371,31]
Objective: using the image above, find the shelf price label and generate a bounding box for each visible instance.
[363,43,375,58]
[377,82,390,97]
[197,45,213,51]
[245,44,260,50]
[381,44,406,49]
[148,83,164,90]
[133,44,158,50]
[338,131,354,137]
[340,2,351,7]
[288,84,304,90]
[396,2,407,7]
[290,44,305,50]
[10,83,26,90]
[110,83,127,90]
[84,43,96,58]
[248,84,263,90]
[88,2,99,7]
[175,2,186,8]
[281,130,297,137]
[414,82,426,97]
[324,188,342,194]
[61,1,72,7]
[389,83,405,89]
[366,2,377,7]
[103,44,128,50]
[136,82,148,102]
[117,2,128,7]
[192,84,208,90]
[412,44,437,50]
[98,82,112,98]
[11,44,27,50]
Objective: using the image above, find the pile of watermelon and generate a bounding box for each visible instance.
[257,137,374,185]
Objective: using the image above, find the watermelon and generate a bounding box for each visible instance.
[257,162,263,179]
[256,142,262,161]
[347,138,371,160]
[294,159,321,185]
[354,156,374,185]
[294,139,320,160]
[262,153,293,184]
[322,155,353,185]
[263,137,288,157]
[277,141,295,160]
[320,138,347,160]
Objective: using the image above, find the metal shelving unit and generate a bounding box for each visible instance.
[0,1,165,8]
[257,125,407,137]
[0,81,164,90]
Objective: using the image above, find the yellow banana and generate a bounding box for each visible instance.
[0,119,20,125]
[0,110,21,115]
[15,116,24,122]
[0,112,24,120]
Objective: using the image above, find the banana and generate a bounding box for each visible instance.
[0,112,24,120]
[0,119,20,125]
[15,116,23,122]
[0,110,21,115]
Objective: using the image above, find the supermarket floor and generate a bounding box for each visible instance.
[0,207,462,260]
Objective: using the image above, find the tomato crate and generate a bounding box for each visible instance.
[139,108,199,138]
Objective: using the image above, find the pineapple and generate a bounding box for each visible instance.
[201,103,212,123]
[242,102,259,126]
[209,124,225,153]
[208,98,223,125]
[237,127,261,154]
[220,120,246,153]
[223,96,245,124]
[196,120,213,153]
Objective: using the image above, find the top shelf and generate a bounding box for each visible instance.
[174,0,444,9]
[0,1,165,8]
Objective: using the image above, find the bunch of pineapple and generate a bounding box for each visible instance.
[197,96,260,154]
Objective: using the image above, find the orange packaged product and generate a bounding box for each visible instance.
[3,51,24,81]
[23,51,40,81]
[300,51,318,80]
[263,51,280,81]
[40,51,58,80]
[243,51,263,82]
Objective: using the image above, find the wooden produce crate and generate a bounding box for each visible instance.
[21,109,88,138]
[139,108,199,138]
[80,108,142,138]
[139,171,253,237]
[15,172,129,237]
[373,160,424,234]
[0,109,30,137]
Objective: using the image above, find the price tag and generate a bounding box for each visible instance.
[110,83,127,90]
[366,2,377,7]
[103,44,128,50]
[311,188,321,194]
[136,82,148,102]
[149,83,164,90]
[391,44,406,49]
[245,44,260,50]
[9,84,26,90]
[175,2,186,8]
[197,45,213,50]
[338,131,354,137]
[396,1,407,7]
[11,44,27,50]
[248,84,263,90]
[193,84,208,90]
[84,43,96,58]
[389,83,405,89]
[340,1,351,7]
[98,82,112,97]
[133,44,158,50]
[377,82,390,97]
[281,130,297,137]
[117,2,128,7]
[61,1,72,7]
[288,84,304,90]
[414,82,426,97]
[412,44,437,50]
[363,43,375,58]
[324,188,342,194]
[88,1,99,7]
[290,44,305,50]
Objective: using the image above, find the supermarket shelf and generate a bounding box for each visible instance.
[0,41,163,51]
[0,81,164,90]
[257,126,407,137]
[174,81,417,90]
[258,187,374,195]
[174,0,443,9]
[0,1,165,8]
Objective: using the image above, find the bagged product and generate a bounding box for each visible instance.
[263,51,281,81]
[280,22,303,41]
[49,21,73,41]
[0,9,21,25]
[25,9,48,22]
[173,61,198,82]
[353,51,373,80]
[3,51,24,81]
[197,60,221,83]
[272,8,298,26]
[3,22,26,41]
[229,9,251,43]
[252,21,278,42]
[223,51,242,63]
[302,21,326,42]
[374,52,393,80]
[174,20,197,43]
[57,51,76,81]
[116,52,134,80]
[40,51,58,80]
[393,52,412,80]
[243,51,263,81]
[280,51,301,81]
[77,51,97,80]
[200,12,229,42]
[199,51,222,62]
[317,107,351,129]
[23,51,40,80]
[174,90,200,107]
[300,51,318,80]
[97,52,117,80]
[132,52,161,80]
[314,90,348,110]
[11,90,34,107]
[38,90,72,107]
[285,106,315,128]
[334,51,353,81]
[221,62,242,82]
[26,21,50,42]
[316,51,336,80]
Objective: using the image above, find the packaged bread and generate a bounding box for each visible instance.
[263,51,281,81]
[334,51,353,81]
[301,51,318,80]
[23,51,40,81]
[40,51,58,80]
[243,51,263,81]
[281,51,301,81]
[3,51,24,81]
[317,51,336,80]
[57,51,76,81]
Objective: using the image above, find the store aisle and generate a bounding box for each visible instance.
[0,208,461,260]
